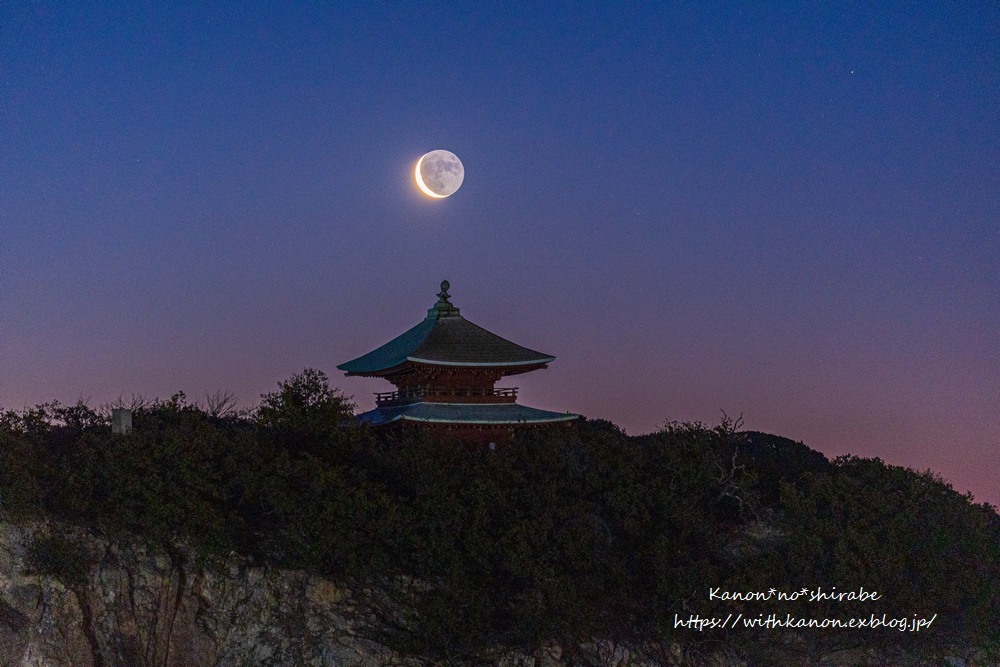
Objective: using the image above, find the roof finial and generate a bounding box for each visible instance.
[428,279,460,318]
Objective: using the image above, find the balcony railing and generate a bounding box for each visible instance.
[375,387,518,406]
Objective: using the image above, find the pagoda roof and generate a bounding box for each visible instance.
[337,281,555,375]
[355,402,578,426]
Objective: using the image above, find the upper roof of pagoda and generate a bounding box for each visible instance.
[337,281,555,375]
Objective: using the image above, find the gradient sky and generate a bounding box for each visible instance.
[2,2,998,505]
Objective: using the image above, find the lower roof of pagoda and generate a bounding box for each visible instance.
[355,402,579,427]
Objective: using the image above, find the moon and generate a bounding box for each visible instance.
[415,150,464,198]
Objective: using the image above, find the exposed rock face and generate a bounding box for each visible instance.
[0,522,688,667]
[0,521,397,666]
[0,521,670,667]
[2,522,976,667]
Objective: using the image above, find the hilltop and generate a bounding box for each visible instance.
[0,370,997,665]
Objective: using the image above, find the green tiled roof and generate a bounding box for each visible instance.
[355,402,579,426]
[338,281,555,374]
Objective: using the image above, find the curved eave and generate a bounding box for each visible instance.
[356,402,580,426]
[343,359,551,379]
[341,362,412,378]
[406,356,555,367]
[396,414,578,425]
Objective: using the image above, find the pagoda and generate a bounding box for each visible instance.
[337,281,577,438]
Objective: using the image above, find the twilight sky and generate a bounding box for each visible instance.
[2,3,998,505]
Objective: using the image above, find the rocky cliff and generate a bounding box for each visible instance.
[0,521,402,666]
[0,522,654,667]
[1,520,990,667]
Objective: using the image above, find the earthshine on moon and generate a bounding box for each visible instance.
[415,150,464,198]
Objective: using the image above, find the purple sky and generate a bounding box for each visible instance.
[2,3,998,506]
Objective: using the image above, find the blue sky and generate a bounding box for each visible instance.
[2,1,998,504]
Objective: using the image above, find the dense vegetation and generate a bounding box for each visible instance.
[1,369,998,663]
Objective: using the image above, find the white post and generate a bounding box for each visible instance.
[112,408,132,434]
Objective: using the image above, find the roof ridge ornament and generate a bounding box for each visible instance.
[428,279,461,319]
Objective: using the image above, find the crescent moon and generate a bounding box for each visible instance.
[414,150,464,198]
[415,155,447,199]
